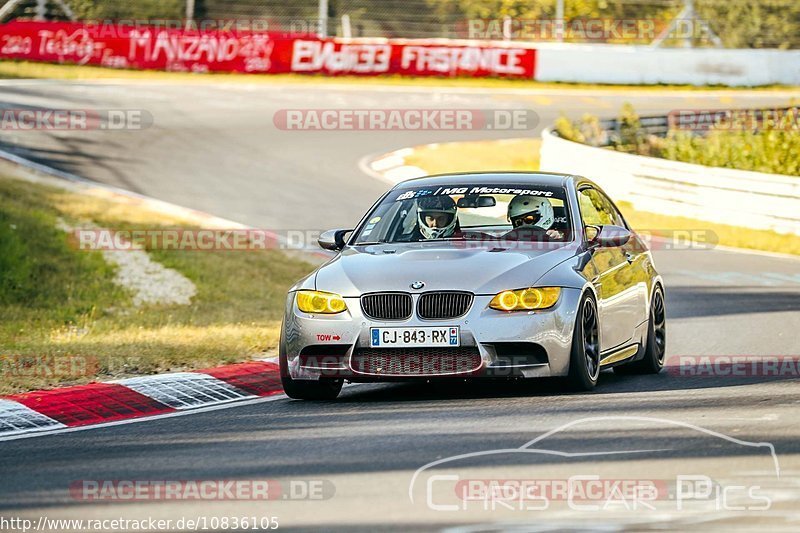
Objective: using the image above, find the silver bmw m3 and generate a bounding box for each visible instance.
[279,172,666,400]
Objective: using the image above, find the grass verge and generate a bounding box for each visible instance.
[615,203,800,256]
[1,60,797,92]
[404,139,541,175]
[402,137,800,256]
[0,176,315,394]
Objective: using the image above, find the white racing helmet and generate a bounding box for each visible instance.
[417,196,458,239]
[508,195,555,230]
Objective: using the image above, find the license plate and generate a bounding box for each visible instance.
[370,327,460,348]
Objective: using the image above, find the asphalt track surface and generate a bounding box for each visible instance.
[1,79,799,531]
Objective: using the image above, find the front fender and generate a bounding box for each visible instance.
[533,251,593,290]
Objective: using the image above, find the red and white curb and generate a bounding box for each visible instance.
[0,360,283,441]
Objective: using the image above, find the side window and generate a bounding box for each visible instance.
[596,190,627,228]
[578,188,615,226]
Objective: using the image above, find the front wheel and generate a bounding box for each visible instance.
[614,285,666,375]
[280,353,343,400]
[566,293,601,391]
[281,375,343,400]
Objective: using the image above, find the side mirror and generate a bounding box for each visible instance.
[318,229,352,251]
[587,224,631,248]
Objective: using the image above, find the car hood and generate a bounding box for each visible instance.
[314,241,578,296]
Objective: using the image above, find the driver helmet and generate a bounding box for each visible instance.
[417,196,458,239]
[508,195,555,230]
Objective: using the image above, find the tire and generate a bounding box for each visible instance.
[567,293,601,391]
[280,353,343,400]
[614,285,666,375]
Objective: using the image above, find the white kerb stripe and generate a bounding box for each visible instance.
[115,372,255,410]
[0,399,67,437]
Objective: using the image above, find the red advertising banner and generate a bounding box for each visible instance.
[0,21,536,78]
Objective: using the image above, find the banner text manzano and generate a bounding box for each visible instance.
[0,20,536,78]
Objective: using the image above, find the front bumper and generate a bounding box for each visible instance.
[280,288,582,381]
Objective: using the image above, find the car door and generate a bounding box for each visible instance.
[577,187,638,352]
[596,189,650,333]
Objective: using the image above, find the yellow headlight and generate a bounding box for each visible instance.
[296,290,347,314]
[489,287,560,312]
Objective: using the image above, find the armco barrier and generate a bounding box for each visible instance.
[539,128,800,236]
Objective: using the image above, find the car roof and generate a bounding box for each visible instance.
[392,171,574,190]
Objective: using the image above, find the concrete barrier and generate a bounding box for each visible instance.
[539,128,800,235]
[535,43,800,86]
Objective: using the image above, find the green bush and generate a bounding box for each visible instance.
[665,128,800,176]
[7,1,800,48]
[554,113,605,146]
[427,0,800,48]
[556,104,800,176]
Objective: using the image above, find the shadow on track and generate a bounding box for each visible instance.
[332,371,799,404]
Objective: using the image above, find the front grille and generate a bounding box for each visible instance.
[361,293,413,321]
[351,348,482,376]
[417,292,474,320]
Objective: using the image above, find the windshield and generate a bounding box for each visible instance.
[353,183,572,244]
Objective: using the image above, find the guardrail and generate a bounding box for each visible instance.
[539,128,800,236]
[597,107,798,142]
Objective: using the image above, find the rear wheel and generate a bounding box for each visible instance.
[280,353,343,400]
[614,285,666,375]
[567,293,601,391]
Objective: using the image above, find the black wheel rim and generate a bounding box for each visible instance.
[582,298,600,381]
[652,289,666,363]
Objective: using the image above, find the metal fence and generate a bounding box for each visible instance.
[596,107,798,146]
[1,0,799,48]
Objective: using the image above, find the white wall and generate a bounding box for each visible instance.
[539,129,800,235]
[534,44,800,86]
